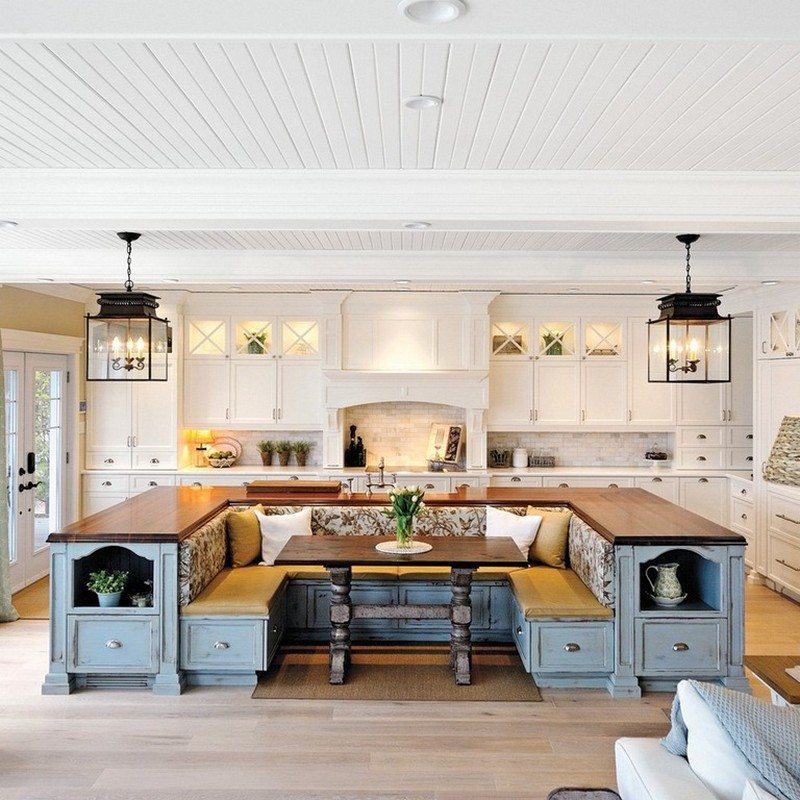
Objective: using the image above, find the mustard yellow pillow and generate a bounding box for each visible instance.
[526,506,572,568]
[227,504,264,568]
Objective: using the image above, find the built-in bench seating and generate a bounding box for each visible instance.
[177,504,616,690]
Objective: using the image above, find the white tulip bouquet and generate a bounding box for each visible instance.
[386,485,426,548]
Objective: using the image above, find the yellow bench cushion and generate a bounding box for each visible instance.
[181,566,287,617]
[509,567,612,619]
[397,566,524,581]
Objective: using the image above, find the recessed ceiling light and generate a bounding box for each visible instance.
[0,220,18,229]
[397,0,466,23]
[404,221,431,230]
[403,95,442,110]
[761,280,780,286]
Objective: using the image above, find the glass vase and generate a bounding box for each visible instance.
[395,515,414,549]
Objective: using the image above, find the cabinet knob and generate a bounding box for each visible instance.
[652,477,662,483]
[105,640,122,649]
[696,434,707,440]
[456,483,470,490]
[608,483,619,488]
[563,642,581,652]
[746,456,753,462]
[150,458,160,464]
[698,478,709,483]
[511,476,521,482]
[192,481,202,487]
[104,458,115,464]
[272,625,279,634]
[515,626,523,636]
[558,483,569,488]
[425,483,435,489]
[213,641,230,650]
[740,488,748,496]
[148,481,157,487]
[289,475,299,481]
[101,481,112,487]
[696,456,707,462]
[672,642,689,652]
[746,433,753,440]
[741,513,747,521]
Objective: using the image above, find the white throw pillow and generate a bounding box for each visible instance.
[678,681,762,800]
[742,779,780,800]
[485,506,542,559]
[254,508,312,565]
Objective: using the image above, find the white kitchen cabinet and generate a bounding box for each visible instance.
[635,475,679,503]
[582,319,625,359]
[729,318,753,425]
[758,308,800,360]
[490,475,543,488]
[488,362,533,428]
[86,375,177,470]
[582,362,627,425]
[535,362,581,425]
[679,476,727,525]
[184,360,231,426]
[628,319,676,425]
[677,383,727,425]
[278,361,322,427]
[230,362,277,425]
[542,476,634,488]
[757,358,800,470]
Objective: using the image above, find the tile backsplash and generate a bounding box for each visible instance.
[345,402,466,467]
[487,432,673,467]
[208,430,324,466]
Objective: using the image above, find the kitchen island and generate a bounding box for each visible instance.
[44,486,748,697]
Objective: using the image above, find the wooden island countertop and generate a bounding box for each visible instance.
[49,486,746,547]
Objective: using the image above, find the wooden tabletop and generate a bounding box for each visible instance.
[49,485,746,547]
[274,535,529,568]
[744,655,800,704]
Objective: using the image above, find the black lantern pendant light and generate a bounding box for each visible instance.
[85,232,171,381]
[647,234,731,384]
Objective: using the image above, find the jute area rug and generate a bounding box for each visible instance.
[252,643,542,701]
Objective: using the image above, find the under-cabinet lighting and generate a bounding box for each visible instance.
[404,95,442,110]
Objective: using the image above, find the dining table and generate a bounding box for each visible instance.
[274,534,528,685]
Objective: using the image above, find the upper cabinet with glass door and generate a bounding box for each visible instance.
[759,308,800,359]
[186,317,320,361]
[582,319,625,360]
[537,319,579,359]
[490,321,531,359]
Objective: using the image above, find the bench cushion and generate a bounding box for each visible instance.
[397,566,523,581]
[510,567,613,619]
[181,566,287,617]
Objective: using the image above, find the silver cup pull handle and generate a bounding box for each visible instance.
[673,642,689,652]
[564,643,581,653]
[105,640,122,649]
[213,641,230,650]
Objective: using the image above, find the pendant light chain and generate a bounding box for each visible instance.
[124,238,134,292]
[684,239,692,294]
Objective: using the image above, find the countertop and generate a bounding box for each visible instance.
[51,485,746,547]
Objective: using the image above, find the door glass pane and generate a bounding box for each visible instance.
[584,320,623,357]
[538,321,576,356]
[188,319,226,356]
[282,321,319,357]
[235,320,272,356]
[4,368,18,564]
[33,369,61,553]
[491,322,529,356]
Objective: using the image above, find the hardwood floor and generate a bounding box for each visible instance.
[0,584,797,800]
[11,576,49,619]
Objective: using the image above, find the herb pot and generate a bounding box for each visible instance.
[278,451,291,467]
[260,451,273,466]
[295,453,307,467]
[96,591,123,608]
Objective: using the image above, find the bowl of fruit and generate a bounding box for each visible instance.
[207,450,237,468]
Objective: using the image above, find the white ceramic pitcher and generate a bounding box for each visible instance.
[645,562,683,599]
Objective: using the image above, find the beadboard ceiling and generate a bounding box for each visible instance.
[1,39,800,171]
[0,1,799,292]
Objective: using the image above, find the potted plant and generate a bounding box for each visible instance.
[385,486,426,549]
[87,570,129,608]
[292,440,313,467]
[257,440,275,466]
[275,440,292,467]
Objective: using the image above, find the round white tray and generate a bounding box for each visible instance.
[375,541,433,555]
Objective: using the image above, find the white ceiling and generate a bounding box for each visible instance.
[1,1,799,293]
[1,39,800,171]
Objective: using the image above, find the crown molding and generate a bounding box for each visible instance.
[2,170,800,230]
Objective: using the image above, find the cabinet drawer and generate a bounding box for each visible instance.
[130,475,176,494]
[511,600,531,671]
[730,498,754,534]
[68,616,157,673]
[678,427,726,447]
[131,450,177,470]
[635,619,724,676]
[180,619,265,671]
[85,451,131,470]
[728,449,754,470]
[490,475,543,488]
[83,474,131,493]
[768,534,800,595]
[535,622,612,673]
[728,427,754,447]
[677,448,726,469]
[450,476,488,490]
[768,495,800,539]
[729,480,753,503]
[179,475,256,487]
[634,476,679,504]
[542,477,633,488]
[415,477,451,492]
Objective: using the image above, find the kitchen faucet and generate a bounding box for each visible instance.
[365,456,396,496]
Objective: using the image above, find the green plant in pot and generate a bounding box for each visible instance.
[292,440,313,467]
[87,570,129,608]
[275,440,292,467]
[257,440,275,466]
[385,486,426,549]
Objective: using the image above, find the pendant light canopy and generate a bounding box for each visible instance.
[647,234,731,384]
[85,232,171,381]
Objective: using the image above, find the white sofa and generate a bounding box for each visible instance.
[615,681,780,800]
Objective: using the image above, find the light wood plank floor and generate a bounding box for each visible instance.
[0,584,797,800]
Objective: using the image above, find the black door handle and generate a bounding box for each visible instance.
[18,481,41,493]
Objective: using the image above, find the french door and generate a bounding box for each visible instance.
[5,352,68,592]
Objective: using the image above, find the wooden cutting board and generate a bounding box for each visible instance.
[245,480,342,494]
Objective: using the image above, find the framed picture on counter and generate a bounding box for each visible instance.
[426,423,465,465]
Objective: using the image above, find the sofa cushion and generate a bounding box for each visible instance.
[227,504,264,568]
[509,567,613,619]
[255,507,312,565]
[181,566,287,617]
[397,566,523,581]
[486,505,541,558]
[527,506,572,568]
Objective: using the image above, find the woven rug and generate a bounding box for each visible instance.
[253,643,542,701]
[547,790,621,800]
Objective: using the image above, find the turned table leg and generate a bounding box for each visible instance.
[450,567,473,685]
[328,566,352,685]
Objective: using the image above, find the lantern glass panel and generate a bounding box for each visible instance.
[86,316,169,381]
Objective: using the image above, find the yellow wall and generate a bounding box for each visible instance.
[0,286,85,337]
